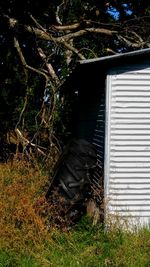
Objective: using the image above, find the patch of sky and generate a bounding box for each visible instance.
[122,3,133,15]
[107,3,133,20]
[43,87,51,104]
[107,6,120,20]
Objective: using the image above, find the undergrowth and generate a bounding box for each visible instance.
[0,161,150,267]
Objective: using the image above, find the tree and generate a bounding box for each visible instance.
[0,0,150,160]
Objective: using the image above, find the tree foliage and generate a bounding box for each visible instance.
[0,0,150,159]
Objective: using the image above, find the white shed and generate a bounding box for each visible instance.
[105,64,150,228]
[63,48,150,228]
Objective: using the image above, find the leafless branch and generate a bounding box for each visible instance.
[117,35,143,49]
[14,36,58,146]
[128,31,144,43]
[11,16,150,66]
[37,48,61,86]
[124,15,150,24]
[106,48,118,55]
[15,128,46,156]
[30,14,47,32]
[79,47,98,58]
[14,37,49,81]
[10,17,117,61]
[25,25,55,41]
[56,1,65,25]
[57,28,117,41]
[15,94,28,129]
[54,23,80,31]
[65,39,73,65]
[24,25,85,59]
[13,37,28,79]
[53,20,121,30]
[63,40,86,60]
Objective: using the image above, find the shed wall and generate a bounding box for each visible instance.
[105,64,150,228]
[74,72,106,204]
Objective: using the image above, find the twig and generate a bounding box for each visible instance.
[79,47,97,58]
[65,39,73,65]
[15,128,46,156]
[15,94,28,129]
[13,37,28,79]
[38,48,61,86]
[59,40,86,60]
[56,1,65,25]
[117,35,143,48]
[106,48,118,55]
[30,14,47,32]
[124,15,150,24]
[128,31,144,43]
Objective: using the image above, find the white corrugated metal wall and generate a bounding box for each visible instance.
[105,64,150,228]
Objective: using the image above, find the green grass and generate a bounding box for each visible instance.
[1,216,150,267]
[0,162,150,267]
[0,250,40,267]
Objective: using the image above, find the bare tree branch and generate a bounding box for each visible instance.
[65,39,73,65]
[106,48,118,55]
[53,20,121,31]
[56,1,65,25]
[53,23,80,31]
[9,17,117,60]
[15,94,28,129]
[9,17,117,61]
[14,36,58,144]
[117,34,147,49]
[37,48,61,86]
[61,40,86,60]
[124,15,150,24]
[30,14,47,32]
[14,37,49,81]
[23,26,86,59]
[10,16,150,65]
[128,31,144,43]
[79,47,98,58]
[13,37,28,79]
[57,28,117,41]
[25,25,85,59]
[15,128,46,156]
[25,25,55,41]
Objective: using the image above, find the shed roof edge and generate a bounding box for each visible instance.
[79,48,150,65]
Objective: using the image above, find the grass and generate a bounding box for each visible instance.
[0,161,150,267]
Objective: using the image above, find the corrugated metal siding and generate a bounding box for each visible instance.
[92,93,105,204]
[105,64,150,228]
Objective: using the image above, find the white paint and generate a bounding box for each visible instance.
[105,64,150,229]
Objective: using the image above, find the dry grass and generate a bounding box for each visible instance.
[0,160,50,254]
[0,160,150,267]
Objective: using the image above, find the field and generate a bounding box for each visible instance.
[0,161,150,267]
